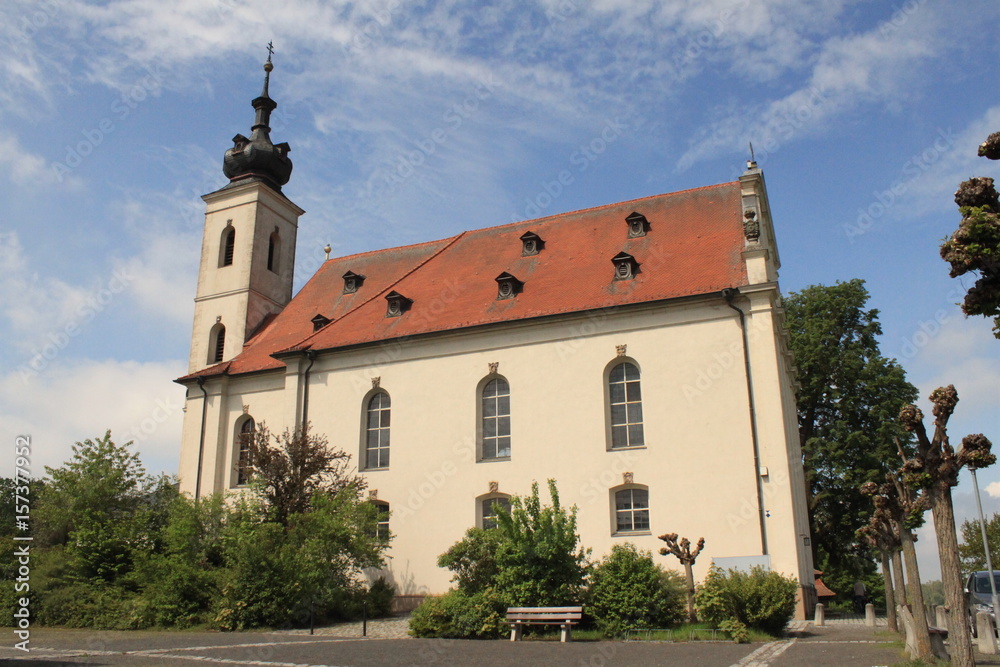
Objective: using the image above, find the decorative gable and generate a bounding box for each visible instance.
[611,252,640,281]
[384,291,412,317]
[342,270,366,294]
[494,272,524,300]
[520,231,544,256]
[625,211,650,238]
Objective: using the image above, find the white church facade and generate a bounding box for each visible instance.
[175,58,817,617]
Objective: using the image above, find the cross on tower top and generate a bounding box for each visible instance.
[266,41,274,62]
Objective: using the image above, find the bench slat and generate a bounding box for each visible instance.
[508,613,582,620]
[507,607,582,613]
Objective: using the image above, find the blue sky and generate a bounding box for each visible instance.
[1,0,998,578]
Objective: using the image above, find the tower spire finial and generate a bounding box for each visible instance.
[262,41,275,98]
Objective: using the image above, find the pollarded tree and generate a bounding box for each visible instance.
[941,132,1000,337]
[899,386,996,667]
[658,533,704,623]
[784,280,918,592]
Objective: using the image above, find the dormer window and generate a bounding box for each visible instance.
[611,252,640,281]
[520,231,544,257]
[311,314,331,332]
[625,212,650,238]
[384,291,412,318]
[495,272,524,300]
[343,271,366,294]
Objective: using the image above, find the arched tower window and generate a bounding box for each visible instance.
[364,391,391,469]
[267,229,281,273]
[219,225,235,267]
[480,376,511,460]
[236,416,255,486]
[209,323,226,364]
[606,360,644,449]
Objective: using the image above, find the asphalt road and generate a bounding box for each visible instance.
[0,623,967,666]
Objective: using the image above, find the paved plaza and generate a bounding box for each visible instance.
[3,614,1000,666]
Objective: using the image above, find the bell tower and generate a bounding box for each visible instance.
[188,46,305,373]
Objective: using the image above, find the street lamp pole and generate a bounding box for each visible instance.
[970,465,999,642]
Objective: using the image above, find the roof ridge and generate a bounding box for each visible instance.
[282,230,470,352]
[321,235,461,264]
[454,181,738,237]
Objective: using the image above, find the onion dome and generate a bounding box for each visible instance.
[223,43,293,191]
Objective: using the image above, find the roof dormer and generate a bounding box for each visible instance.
[311,314,331,332]
[520,231,544,257]
[342,271,366,294]
[625,211,650,238]
[611,252,640,281]
[495,272,524,300]
[384,291,412,318]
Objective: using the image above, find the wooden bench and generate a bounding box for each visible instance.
[506,606,583,642]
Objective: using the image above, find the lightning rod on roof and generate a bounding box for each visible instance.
[748,141,757,168]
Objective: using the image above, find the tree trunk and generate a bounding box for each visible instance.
[684,561,696,623]
[932,490,976,666]
[891,548,907,609]
[900,525,934,660]
[881,550,898,633]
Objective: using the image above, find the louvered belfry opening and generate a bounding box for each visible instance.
[213,326,226,363]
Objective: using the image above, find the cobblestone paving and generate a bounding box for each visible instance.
[280,614,413,639]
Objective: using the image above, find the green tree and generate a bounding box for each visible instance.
[941,131,1000,337]
[959,512,1000,573]
[412,479,589,639]
[784,280,918,589]
[587,543,685,636]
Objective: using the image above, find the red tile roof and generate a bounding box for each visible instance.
[179,181,748,382]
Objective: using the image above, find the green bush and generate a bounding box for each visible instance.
[366,576,396,618]
[694,565,798,635]
[586,543,686,636]
[408,589,507,638]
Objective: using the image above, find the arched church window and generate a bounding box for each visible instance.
[481,377,511,459]
[236,417,255,486]
[613,486,650,533]
[608,361,643,449]
[365,391,391,469]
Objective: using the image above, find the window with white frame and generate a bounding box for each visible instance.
[609,361,644,448]
[480,495,511,529]
[373,501,390,541]
[614,487,649,533]
[365,392,391,469]
[481,377,511,459]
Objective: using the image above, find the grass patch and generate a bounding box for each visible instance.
[520,621,780,643]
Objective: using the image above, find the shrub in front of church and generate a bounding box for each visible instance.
[213,487,387,630]
[585,543,686,636]
[410,480,589,639]
[694,565,798,636]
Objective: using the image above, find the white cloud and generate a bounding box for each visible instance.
[675,2,967,170]
[987,482,1000,499]
[0,135,79,188]
[0,358,186,480]
[0,231,93,344]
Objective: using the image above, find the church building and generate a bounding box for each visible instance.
[175,57,817,617]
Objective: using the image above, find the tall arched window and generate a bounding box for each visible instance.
[219,226,235,267]
[481,377,511,459]
[613,486,650,534]
[608,361,643,449]
[209,323,226,364]
[267,230,281,273]
[236,417,255,486]
[365,392,391,469]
